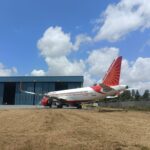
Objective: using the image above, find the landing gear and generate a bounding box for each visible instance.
[57,101,63,108]
[77,105,82,109]
[45,98,64,108]
[47,99,52,107]
[75,103,82,109]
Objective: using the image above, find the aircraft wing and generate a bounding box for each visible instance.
[19,82,47,97]
[20,89,45,96]
[20,83,64,101]
[20,89,64,101]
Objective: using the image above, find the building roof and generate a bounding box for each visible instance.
[0,76,83,82]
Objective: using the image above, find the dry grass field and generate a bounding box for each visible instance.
[0,108,150,150]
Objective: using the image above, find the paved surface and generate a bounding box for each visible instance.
[0,105,43,109]
[0,105,77,109]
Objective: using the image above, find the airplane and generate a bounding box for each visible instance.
[20,56,128,109]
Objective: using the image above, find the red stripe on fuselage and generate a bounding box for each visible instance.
[91,85,105,94]
[65,100,94,104]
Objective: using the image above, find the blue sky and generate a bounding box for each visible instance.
[0,0,150,91]
[0,0,119,69]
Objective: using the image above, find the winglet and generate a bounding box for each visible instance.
[102,56,122,86]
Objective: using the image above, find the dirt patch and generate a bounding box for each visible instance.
[0,108,150,150]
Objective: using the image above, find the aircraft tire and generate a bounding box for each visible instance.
[77,104,82,109]
[47,99,52,107]
[57,102,63,108]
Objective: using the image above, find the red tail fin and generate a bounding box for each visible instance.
[102,56,122,86]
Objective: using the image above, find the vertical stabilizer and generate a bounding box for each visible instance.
[102,56,122,86]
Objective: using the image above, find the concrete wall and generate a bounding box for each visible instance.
[98,100,150,108]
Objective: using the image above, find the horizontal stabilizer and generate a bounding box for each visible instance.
[106,95,118,99]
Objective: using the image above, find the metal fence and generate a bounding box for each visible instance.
[98,100,150,108]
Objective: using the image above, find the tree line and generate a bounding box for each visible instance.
[118,89,150,101]
[102,89,150,102]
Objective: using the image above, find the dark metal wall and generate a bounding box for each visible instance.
[0,83,4,104]
[0,81,82,105]
[0,76,83,105]
[34,82,55,105]
[68,82,82,89]
[15,82,58,105]
[15,82,34,105]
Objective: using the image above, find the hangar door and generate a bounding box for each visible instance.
[55,82,68,91]
[3,82,16,105]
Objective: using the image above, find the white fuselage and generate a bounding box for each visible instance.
[47,87,100,102]
[46,85,127,103]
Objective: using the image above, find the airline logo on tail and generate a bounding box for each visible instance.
[102,56,122,86]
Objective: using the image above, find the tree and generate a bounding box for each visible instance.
[119,90,131,101]
[135,90,140,100]
[131,90,136,100]
[142,90,149,100]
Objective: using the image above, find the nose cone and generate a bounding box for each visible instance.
[41,96,49,106]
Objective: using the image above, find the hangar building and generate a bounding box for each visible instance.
[0,76,83,105]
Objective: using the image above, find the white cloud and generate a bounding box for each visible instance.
[36,26,120,84]
[135,82,150,94]
[0,63,17,76]
[121,57,150,83]
[83,73,96,87]
[73,34,92,51]
[38,26,73,57]
[86,48,150,92]
[36,26,86,76]
[94,0,150,41]
[35,25,150,92]
[87,47,119,77]
[31,69,46,76]
[45,57,85,76]
[121,57,150,93]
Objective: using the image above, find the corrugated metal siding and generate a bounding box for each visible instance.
[34,82,55,105]
[0,83,4,104]
[34,82,43,105]
[0,76,83,105]
[0,76,83,82]
[68,82,82,89]
[15,82,34,105]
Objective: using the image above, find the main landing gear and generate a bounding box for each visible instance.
[75,103,82,109]
[46,98,82,109]
[47,99,53,107]
[47,99,64,108]
[57,101,63,108]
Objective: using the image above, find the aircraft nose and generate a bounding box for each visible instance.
[41,96,49,106]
